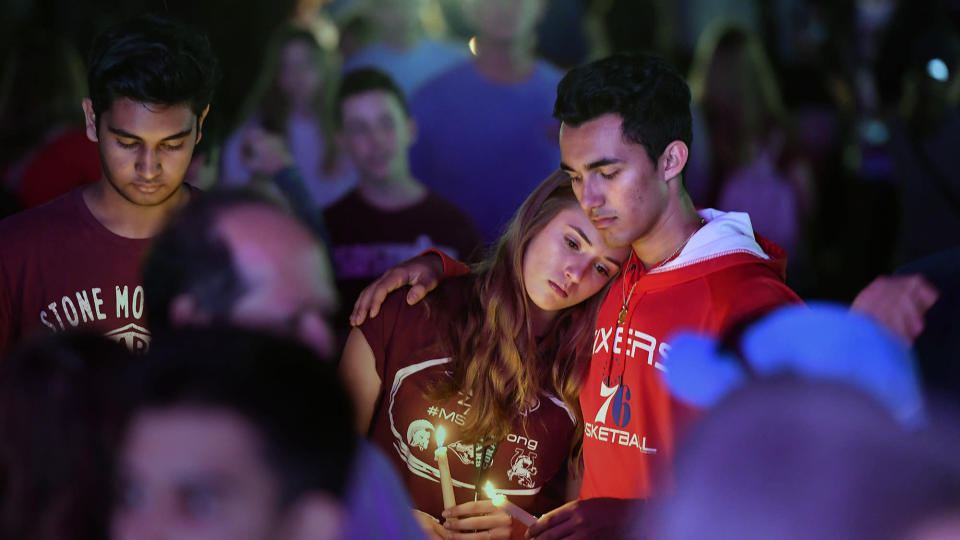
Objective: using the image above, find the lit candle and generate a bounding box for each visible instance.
[434,427,456,509]
[484,481,537,527]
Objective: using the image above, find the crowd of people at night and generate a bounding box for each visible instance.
[1,1,959,539]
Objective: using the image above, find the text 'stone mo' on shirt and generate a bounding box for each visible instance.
[0,185,199,356]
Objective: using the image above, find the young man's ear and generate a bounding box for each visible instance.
[196,104,211,145]
[659,140,689,183]
[82,98,98,143]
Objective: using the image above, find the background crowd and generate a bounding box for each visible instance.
[4,0,960,317]
[1,1,959,539]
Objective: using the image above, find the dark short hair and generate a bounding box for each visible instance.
[554,52,693,165]
[128,327,356,504]
[334,67,409,128]
[144,190,282,332]
[87,14,219,121]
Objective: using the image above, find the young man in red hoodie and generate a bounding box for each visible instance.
[524,52,801,537]
[351,53,802,538]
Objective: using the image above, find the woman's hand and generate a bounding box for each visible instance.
[414,508,450,540]
[442,500,515,539]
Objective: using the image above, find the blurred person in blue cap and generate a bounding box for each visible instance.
[664,302,925,426]
[646,376,960,540]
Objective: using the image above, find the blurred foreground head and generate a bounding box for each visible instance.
[650,377,960,540]
[665,302,925,425]
[144,191,338,358]
[0,332,131,540]
[112,327,355,540]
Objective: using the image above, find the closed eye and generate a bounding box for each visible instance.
[599,170,619,180]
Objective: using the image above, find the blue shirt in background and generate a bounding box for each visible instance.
[409,60,563,243]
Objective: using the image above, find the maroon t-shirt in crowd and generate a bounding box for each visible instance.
[0,187,156,356]
[360,278,577,520]
[324,188,483,340]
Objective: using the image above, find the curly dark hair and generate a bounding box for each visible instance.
[554,52,693,166]
[86,14,219,124]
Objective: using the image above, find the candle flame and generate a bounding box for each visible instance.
[483,481,496,498]
[436,426,446,447]
[468,36,478,56]
[484,482,507,506]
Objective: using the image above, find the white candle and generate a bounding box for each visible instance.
[434,427,456,509]
[484,481,537,527]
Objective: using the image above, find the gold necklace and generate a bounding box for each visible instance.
[618,280,639,324]
[617,217,706,325]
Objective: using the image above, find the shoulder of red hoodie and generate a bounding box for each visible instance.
[579,209,802,500]
[616,208,802,336]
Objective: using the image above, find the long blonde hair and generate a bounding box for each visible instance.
[427,171,609,444]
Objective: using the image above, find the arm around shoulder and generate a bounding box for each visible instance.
[349,251,451,326]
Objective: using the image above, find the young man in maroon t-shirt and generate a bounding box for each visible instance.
[0,15,218,356]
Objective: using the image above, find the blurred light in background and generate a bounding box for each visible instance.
[927,58,950,82]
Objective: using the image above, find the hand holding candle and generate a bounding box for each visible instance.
[484,481,537,527]
[434,426,456,509]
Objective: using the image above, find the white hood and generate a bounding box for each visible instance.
[652,208,770,274]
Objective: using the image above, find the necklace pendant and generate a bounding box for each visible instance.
[618,306,627,325]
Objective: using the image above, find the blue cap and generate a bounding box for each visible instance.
[664,302,925,425]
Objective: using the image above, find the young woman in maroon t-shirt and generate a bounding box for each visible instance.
[340,171,629,539]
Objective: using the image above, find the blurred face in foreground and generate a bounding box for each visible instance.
[112,407,283,540]
[218,206,338,357]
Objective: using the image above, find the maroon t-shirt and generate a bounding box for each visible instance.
[0,187,180,356]
[360,278,577,520]
[324,188,483,342]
